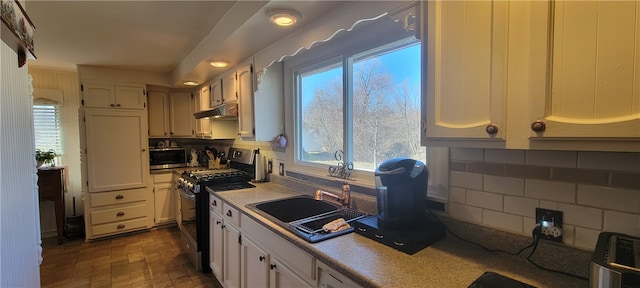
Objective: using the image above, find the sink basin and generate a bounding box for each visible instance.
[248,196,340,223]
[246,195,369,243]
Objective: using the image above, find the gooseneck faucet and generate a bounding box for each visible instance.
[315,181,351,209]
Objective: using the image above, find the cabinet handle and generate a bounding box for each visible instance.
[116,211,125,217]
[531,121,546,133]
[259,256,265,262]
[110,104,115,107]
[216,220,221,225]
[221,225,226,229]
[116,103,121,107]
[270,264,277,270]
[115,195,124,200]
[226,210,232,217]
[212,200,217,207]
[485,124,498,135]
[117,224,125,229]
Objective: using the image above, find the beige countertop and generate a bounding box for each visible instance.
[212,182,588,288]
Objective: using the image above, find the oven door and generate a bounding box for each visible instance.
[179,188,201,269]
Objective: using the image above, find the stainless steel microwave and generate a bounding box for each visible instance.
[150,148,187,170]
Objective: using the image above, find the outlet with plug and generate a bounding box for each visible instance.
[535,208,563,242]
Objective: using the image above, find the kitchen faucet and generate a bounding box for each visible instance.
[314,181,350,209]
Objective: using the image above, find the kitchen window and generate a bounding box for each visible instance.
[33,103,63,158]
[297,40,423,172]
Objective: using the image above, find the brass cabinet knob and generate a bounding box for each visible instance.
[485,124,499,135]
[116,211,125,217]
[531,121,546,132]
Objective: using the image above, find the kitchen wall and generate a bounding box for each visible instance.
[448,148,640,251]
[29,68,82,236]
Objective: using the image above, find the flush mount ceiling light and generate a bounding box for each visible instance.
[267,9,301,27]
[208,59,229,68]
[183,81,199,86]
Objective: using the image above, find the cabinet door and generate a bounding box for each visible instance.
[237,63,255,138]
[423,1,508,142]
[210,212,224,279]
[241,237,269,288]
[269,258,313,288]
[195,86,211,137]
[211,79,223,107]
[82,83,114,108]
[223,224,241,288]
[168,91,194,137]
[222,72,237,103]
[114,85,146,109]
[84,109,149,192]
[529,1,640,141]
[148,90,170,137]
[153,183,175,224]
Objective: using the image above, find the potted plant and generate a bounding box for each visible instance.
[35,149,56,167]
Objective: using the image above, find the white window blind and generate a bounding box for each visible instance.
[33,104,63,155]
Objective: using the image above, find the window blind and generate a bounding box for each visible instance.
[33,104,63,155]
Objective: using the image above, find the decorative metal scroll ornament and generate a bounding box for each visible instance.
[328,150,353,179]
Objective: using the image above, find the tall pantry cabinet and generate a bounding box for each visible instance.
[79,80,153,240]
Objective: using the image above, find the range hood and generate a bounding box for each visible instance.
[194,103,238,119]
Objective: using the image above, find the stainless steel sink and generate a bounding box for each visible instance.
[246,195,369,243]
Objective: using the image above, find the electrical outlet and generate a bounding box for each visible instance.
[267,159,273,173]
[535,208,563,242]
[279,163,285,176]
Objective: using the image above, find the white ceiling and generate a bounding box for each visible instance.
[25,1,343,86]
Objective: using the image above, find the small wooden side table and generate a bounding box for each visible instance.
[37,167,65,244]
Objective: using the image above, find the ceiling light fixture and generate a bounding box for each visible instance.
[208,59,229,68]
[267,9,301,27]
[183,81,199,86]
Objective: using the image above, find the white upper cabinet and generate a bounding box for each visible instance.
[222,70,238,104]
[529,1,640,146]
[168,91,194,137]
[195,85,211,138]
[147,89,170,137]
[423,1,508,143]
[211,78,223,107]
[237,62,255,138]
[82,81,146,109]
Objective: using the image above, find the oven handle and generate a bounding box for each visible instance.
[180,190,196,200]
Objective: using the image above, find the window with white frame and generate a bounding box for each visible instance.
[294,25,424,177]
[33,103,63,157]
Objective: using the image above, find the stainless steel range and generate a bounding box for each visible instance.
[176,148,257,272]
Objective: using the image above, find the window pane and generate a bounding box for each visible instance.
[352,43,424,171]
[299,62,343,165]
[33,104,63,155]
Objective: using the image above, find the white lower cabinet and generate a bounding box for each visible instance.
[241,236,269,288]
[224,222,241,288]
[317,261,363,288]
[152,173,175,225]
[269,257,313,288]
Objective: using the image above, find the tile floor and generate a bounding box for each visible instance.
[40,226,222,288]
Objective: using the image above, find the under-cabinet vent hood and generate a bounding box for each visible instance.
[194,103,238,119]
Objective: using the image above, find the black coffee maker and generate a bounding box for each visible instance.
[354,157,445,255]
[375,157,428,230]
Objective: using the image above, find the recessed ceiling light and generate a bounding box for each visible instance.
[267,9,301,27]
[183,81,199,86]
[208,59,229,68]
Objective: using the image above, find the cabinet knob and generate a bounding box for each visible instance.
[221,225,226,229]
[115,195,124,200]
[531,121,546,133]
[117,224,125,229]
[259,256,265,262]
[485,124,499,135]
[141,148,146,152]
[216,220,221,225]
[270,264,277,270]
[110,104,115,107]
[212,200,217,207]
[116,211,125,217]
[116,104,121,107]
[226,210,232,217]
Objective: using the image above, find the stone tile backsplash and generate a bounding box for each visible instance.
[448,148,640,251]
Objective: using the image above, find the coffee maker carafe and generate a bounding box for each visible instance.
[375,158,428,230]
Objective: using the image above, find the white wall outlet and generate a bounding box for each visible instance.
[535,208,563,243]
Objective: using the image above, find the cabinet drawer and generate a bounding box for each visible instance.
[91,204,147,225]
[153,173,173,183]
[209,193,223,216]
[91,217,148,236]
[222,202,240,227]
[90,188,147,207]
[242,214,315,282]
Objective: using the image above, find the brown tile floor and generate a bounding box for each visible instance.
[40,226,222,288]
